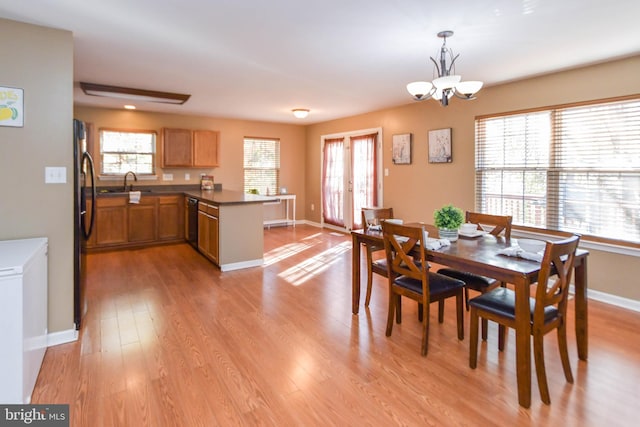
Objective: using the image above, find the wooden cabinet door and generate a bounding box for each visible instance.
[162,128,192,167]
[158,195,184,241]
[193,130,219,167]
[128,199,157,242]
[208,213,219,263]
[198,210,209,254]
[95,197,127,246]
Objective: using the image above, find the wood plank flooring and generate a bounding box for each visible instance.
[32,225,640,426]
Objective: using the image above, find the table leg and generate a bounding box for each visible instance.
[515,280,532,408]
[574,257,588,360]
[352,234,361,315]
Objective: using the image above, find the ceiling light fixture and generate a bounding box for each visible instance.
[292,109,310,119]
[406,30,483,107]
[80,82,191,105]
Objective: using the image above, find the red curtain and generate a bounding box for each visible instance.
[351,133,378,229]
[322,138,345,227]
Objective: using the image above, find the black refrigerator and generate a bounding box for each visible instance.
[73,119,96,330]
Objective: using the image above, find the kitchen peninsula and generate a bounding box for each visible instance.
[184,189,277,271]
[89,186,276,272]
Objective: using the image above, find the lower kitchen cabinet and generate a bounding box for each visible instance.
[158,195,185,241]
[128,198,157,243]
[88,194,184,250]
[198,202,219,263]
[94,197,128,246]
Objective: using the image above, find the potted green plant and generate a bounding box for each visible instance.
[433,204,464,241]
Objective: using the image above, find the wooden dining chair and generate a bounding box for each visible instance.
[469,234,580,404]
[361,207,394,307]
[382,221,465,356]
[437,212,512,340]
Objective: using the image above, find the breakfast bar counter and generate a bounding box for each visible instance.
[184,190,277,271]
[183,189,278,206]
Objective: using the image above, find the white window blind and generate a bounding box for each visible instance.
[476,97,640,244]
[243,137,280,195]
[100,129,156,175]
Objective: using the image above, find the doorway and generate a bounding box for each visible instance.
[321,128,382,231]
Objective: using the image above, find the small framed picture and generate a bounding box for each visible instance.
[392,133,412,165]
[428,128,452,163]
[0,86,24,127]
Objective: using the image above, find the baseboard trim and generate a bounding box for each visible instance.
[579,287,640,312]
[47,328,78,347]
[220,258,264,272]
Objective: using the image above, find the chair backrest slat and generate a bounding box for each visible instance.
[361,207,394,231]
[465,212,512,239]
[534,235,580,325]
[382,222,428,283]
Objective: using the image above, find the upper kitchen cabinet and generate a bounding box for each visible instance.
[162,128,219,168]
[193,130,219,167]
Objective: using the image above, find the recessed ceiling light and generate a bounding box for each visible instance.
[80,82,191,105]
[292,109,309,119]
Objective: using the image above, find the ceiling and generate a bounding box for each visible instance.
[1,0,639,124]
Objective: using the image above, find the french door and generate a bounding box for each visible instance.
[321,129,382,231]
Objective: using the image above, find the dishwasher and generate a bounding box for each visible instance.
[187,197,199,249]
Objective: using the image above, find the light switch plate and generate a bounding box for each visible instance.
[45,166,66,183]
[185,173,190,181]
[163,173,173,181]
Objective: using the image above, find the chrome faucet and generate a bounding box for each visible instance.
[123,171,137,191]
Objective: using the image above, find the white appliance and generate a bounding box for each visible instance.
[0,237,48,404]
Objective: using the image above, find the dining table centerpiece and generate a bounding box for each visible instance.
[434,204,464,241]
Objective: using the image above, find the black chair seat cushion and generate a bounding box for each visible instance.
[371,258,388,275]
[394,273,465,297]
[437,268,498,291]
[469,287,558,323]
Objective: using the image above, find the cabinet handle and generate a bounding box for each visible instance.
[200,211,218,220]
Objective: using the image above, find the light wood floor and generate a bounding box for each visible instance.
[33,225,640,426]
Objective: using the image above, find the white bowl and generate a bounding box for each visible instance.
[517,238,546,253]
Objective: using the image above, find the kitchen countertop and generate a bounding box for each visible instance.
[184,189,278,205]
[96,184,201,197]
[95,185,278,206]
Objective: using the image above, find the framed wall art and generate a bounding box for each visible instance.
[428,128,452,163]
[392,133,412,164]
[0,86,24,127]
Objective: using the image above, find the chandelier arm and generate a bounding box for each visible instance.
[429,56,441,77]
[447,53,460,75]
[452,89,476,100]
[413,86,437,101]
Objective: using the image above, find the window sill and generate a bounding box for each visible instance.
[513,229,640,258]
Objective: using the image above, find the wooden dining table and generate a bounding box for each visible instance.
[351,223,589,408]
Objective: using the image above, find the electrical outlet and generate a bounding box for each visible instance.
[185,173,190,181]
[384,168,389,176]
[311,203,315,211]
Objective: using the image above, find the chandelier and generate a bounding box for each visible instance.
[406,30,483,107]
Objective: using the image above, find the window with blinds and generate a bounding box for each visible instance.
[476,97,640,244]
[100,129,156,175]
[243,137,280,195]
